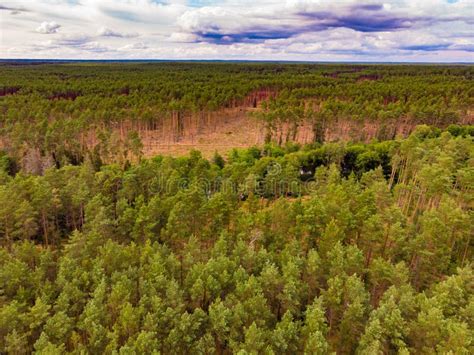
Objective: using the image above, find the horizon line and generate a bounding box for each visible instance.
[1,58,473,65]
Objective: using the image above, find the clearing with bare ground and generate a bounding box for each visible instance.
[135,108,473,158]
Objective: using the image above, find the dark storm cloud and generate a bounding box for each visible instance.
[196,28,303,44]
[314,14,417,32]
[296,4,427,33]
[192,3,428,44]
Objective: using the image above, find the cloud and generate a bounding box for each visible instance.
[96,0,187,24]
[57,35,111,52]
[79,41,111,53]
[119,42,148,50]
[352,4,384,12]
[0,4,28,13]
[169,32,198,43]
[36,21,61,34]
[177,1,474,45]
[450,43,474,52]
[177,6,398,45]
[400,44,451,52]
[1,0,473,61]
[54,34,91,46]
[30,33,112,54]
[97,26,139,38]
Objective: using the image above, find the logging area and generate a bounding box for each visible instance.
[1,62,473,170]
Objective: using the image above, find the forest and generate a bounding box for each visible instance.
[0,62,473,354]
[0,62,473,170]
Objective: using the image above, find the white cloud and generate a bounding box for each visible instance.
[36,21,61,34]
[169,32,198,43]
[79,41,111,53]
[0,0,471,61]
[98,26,138,38]
[119,42,148,50]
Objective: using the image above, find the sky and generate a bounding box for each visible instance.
[1,0,473,62]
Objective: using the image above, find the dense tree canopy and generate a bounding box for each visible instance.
[0,125,472,353]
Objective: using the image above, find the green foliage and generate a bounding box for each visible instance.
[0,63,472,169]
[0,129,472,353]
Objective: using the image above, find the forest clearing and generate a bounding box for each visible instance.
[1,62,473,165]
